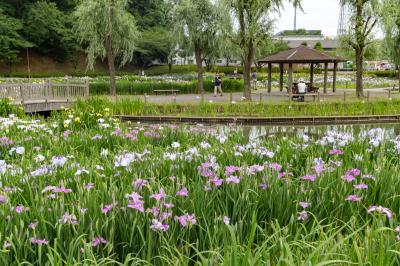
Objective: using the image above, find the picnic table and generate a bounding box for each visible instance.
[153,89,180,95]
[286,83,320,102]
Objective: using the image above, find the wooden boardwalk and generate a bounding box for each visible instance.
[0,80,89,112]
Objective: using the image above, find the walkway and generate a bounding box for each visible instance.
[115,87,399,105]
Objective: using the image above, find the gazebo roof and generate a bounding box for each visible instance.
[258,46,346,64]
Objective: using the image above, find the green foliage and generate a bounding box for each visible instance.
[0,98,24,117]
[133,27,176,67]
[280,29,322,36]
[175,0,219,56]
[74,0,139,70]
[314,41,323,51]
[0,7,31,67]
[255,39,289,66]
[23,1,69,60]
[129,0,171,29]
[381,0,400,68]
[89,78,244,95]
[1,110,400,264]
[83,97,400,117]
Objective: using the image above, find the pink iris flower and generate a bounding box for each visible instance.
[176,187,189,197]
[367,206,393,219]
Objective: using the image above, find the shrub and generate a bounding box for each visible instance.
[366,70,398,78]
[0,98,24,117]
[89,79,244,95]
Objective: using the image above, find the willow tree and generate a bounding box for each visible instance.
[222,0,298,100]
[175,0,219,94]
[74,0,138,95]
[340,0,378,98]
[381,0,400,89]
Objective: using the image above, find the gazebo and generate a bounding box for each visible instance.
[258,46,346,94]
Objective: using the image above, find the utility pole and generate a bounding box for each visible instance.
[294,5,297,31]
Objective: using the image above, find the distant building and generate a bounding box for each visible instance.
[274,30,338,52]
[172,55,241,67]
[365,60,394,71]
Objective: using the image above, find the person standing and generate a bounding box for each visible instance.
[214,72,223,97]
[251,70,258,90]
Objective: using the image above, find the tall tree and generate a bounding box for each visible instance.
[381,0,400,89]
[0,7,31,73]
[23,1,72,60]
[255,39,289,68]
[340,0,378,98]
[129,0,175,67]
[175,0,219,94]
[74,0,139,96]
[222,0,290,99]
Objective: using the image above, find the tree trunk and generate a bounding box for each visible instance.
[106,37,117,96]
[355,48,364,98]
[194,47,203,94]
[168,63,172,74]
[397,65,400,91]
[243,52,252,100]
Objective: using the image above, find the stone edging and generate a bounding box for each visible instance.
[114,115,400,126]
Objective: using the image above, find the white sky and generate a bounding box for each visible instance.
[273,0,342,38]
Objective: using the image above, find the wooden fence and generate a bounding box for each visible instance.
[0,79,89,103]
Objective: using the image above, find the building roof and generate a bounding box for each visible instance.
[286,39,338,50]
[258,46,346,64]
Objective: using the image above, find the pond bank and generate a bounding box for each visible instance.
[115,114,400,126]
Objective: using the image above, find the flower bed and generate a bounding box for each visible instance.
[0,109,399,264]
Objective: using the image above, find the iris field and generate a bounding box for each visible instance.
[0,106,399,265]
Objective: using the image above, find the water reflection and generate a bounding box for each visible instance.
[212,123,400,141]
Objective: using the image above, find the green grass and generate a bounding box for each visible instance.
[75,97,400,117]
[0,108,399,264]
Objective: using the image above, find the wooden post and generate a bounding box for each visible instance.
[317,91,321,103]
[66,77,71,99]
[310,63,314,87]
[333,62,338,93]
[230,92,233,103]
[343,91,347,102]
[84,78,89,97]
[323,62,328,94]
[28,83,32,100]
[259,93,262,103]
[279,63,284,92]
[45,79,50,100]
[288,63,293,99]
[144,93,147,104]
[388,89,391,99]
[367,91,370,101]
[267,63,272,93]
[173,93,177,104]
[19,83,24,104]
[201,92,204,104]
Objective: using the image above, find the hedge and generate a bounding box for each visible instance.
[89,79,244,95]
[1,65,325,79]
[366,70,399,78]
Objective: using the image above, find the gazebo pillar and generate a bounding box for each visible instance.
[288,63,293,97]
[310,63,314,87]
[268,63,272,93]
[333,62,338,93]
[279,63,284,91]
[323,62,328,94]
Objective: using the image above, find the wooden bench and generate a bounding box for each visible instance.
[153,89,180,95]
[285,93,320,102]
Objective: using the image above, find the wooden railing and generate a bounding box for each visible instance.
[0,79,89,103]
